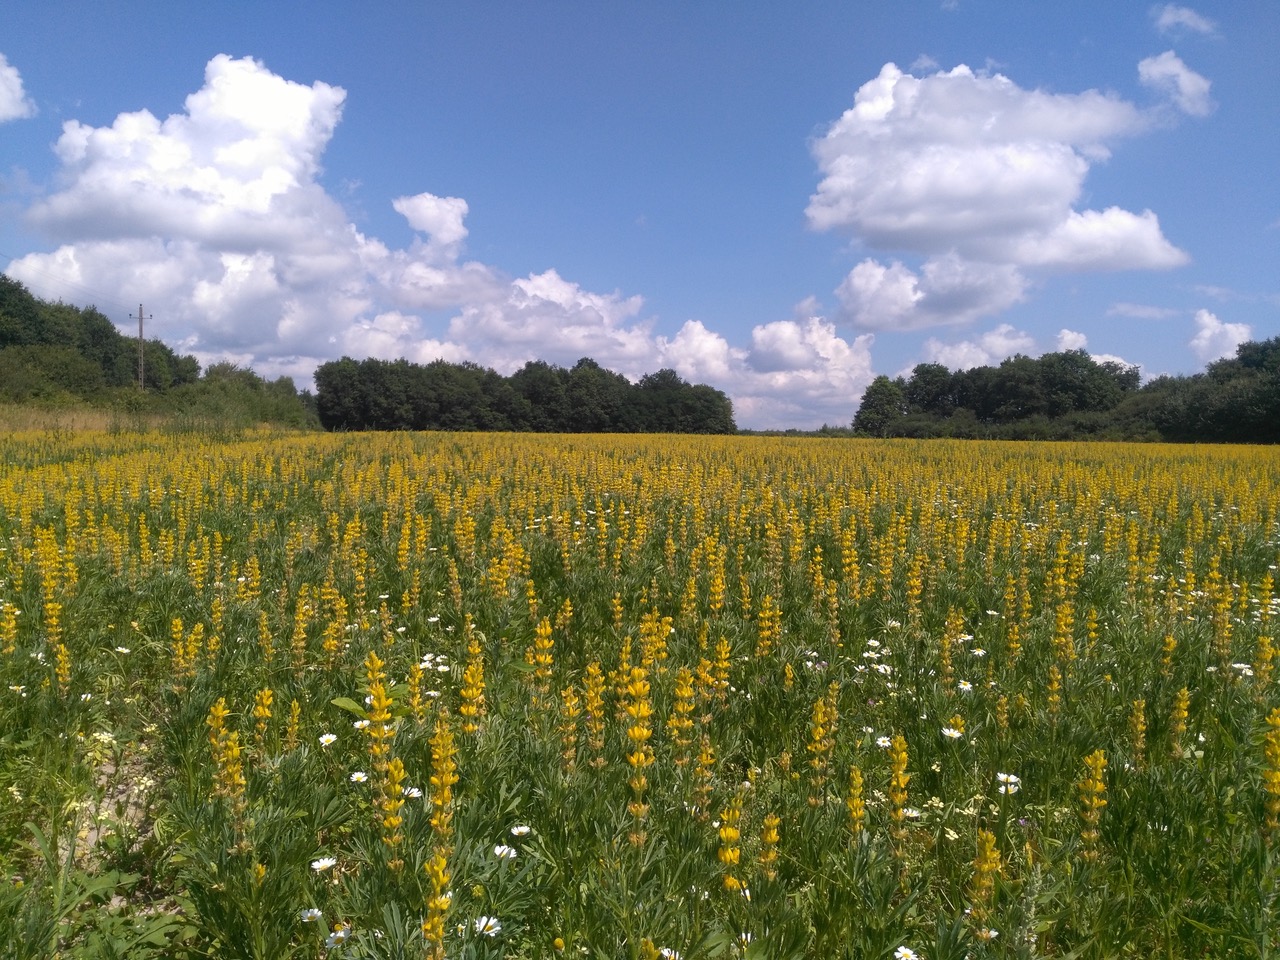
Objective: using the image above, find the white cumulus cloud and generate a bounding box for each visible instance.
[1013,206,1187,270]
[392,193,470,248]
[341,311,469,367]
[0,53,36,122]
[835,255,1026,330]
[1139,51,1214,116]
[30,54,347,243]
[1153,5,1217,37]
[442,269,655,375]
[734,317,876,429]
[1188,308,1250,362]
[920,324,1036,370]
[7,58,655,397]
[0,54,910,428]
[1051,330,1139,373]
[7,54,872,429]
[809,61,1193,332]
[1091,352,1139,372]
[1055,329,1089,351]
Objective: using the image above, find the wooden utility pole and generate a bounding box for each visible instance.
[130,304,152,390]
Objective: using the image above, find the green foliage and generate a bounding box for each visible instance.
[0,277,199,397]
[0,822,193,960]
[159,364,320,431]
[852,375,907,437]
[0,277,315,430]
[0,345,107,401]
[315,356,736,434]
[0,275,45,346]
[853,342,1280,443]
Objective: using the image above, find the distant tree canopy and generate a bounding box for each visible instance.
[0,275,730,434]
[851,343,1280,443]
[0,274,201,399]
[314,355,737,434]
[0,275,317,427]
[851,375,907,438]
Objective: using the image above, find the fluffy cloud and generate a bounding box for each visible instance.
[658,319,740,382]
[392,193,469,248]
[1055,328,1089,351]
[808,64,1146,250]
[1153,4,1217,36]
[1139,51,1214,116]
[364,228,503,314]
[341,311,469,366]
[920,324,1036,370]
[835,255,1025,330]
[6,54,874,428]
[0,53,36,122]
[734,317,876,429]
[809,61,1193,331]
[907,325,1139,378]
[1189,308,1250,362]
[1011,207,1187,270]
[1052,330,1139,372]
[441,269,655,374]
[30,55,347,243]
[8,57,650,400]
[1091,352,1139,372]
[15,55,369,358]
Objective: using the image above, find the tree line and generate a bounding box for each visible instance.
[20,267,1269,442]
[1,274,200,396]
[313,356,737,433]
[0,275,317,427]
[0,276,736,434]
[853,342,1280,443]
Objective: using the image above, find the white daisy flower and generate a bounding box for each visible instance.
[473,915,502,936]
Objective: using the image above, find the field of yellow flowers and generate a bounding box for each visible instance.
[1,429,1279,959]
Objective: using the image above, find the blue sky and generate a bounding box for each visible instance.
[1,1,1276,428]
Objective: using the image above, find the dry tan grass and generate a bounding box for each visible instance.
[0,403,168,434]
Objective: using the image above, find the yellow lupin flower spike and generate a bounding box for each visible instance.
[888,734,910,848]
[1078,749,1108,862]
[1263,708,1280,842]
[970,828,1002,940]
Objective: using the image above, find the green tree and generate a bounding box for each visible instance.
[1036,349,1128,417]
[566,358,636,432]
[903,362,955,416]
[0,275,43,347]
[510,360,571,431]
[852,375,907,437]
[315,357,366,429]
[637,368,685,431]
[76,307,137,386]
[989,354,1047,421]
[0,345,105,400]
